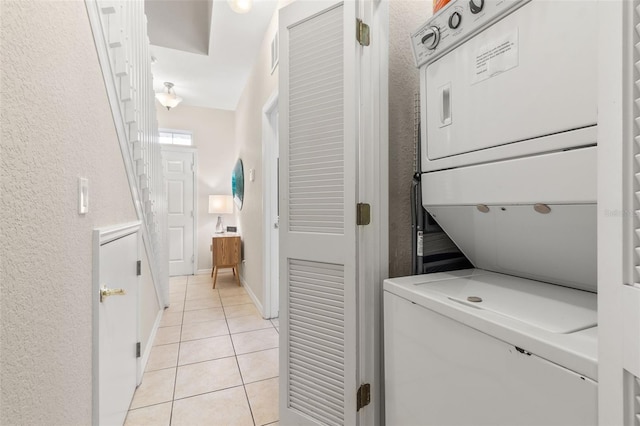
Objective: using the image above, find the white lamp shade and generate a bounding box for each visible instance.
[228,0,252,13]
[209,195,234,214]
[155,92,183,109]
[155,82,183,110]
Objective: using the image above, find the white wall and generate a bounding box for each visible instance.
[0,1,158,423]
[156,104,237,273]
[234,12,279,309]
[388,0,431,277]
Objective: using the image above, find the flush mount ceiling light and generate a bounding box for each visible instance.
[228,0,252,14]
[155,82,183,111]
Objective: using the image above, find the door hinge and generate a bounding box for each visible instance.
[191,255,195,264]
[356,18,370,46]
[136,342,141,358]
[356,203,371,225]
[136,260,141,276]
[357,383,371,411]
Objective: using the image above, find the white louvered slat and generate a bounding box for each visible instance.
[291,335,343,361]
[628,5,640,425]
[634,376,640,425]
[634,1,640,284]
[290,307,343,328]
[290,342,343,369]
[290,382,344,412]
[288,5,344,235]
[288,259,345,425]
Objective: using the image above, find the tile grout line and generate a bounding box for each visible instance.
[169,384,247,403]
[128,275,275,425]
[224,296,258,426]
[126,277,187,423]
[168,275,190,426]
[145,345,279,372]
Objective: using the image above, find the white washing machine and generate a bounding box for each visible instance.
[385,0,599,424]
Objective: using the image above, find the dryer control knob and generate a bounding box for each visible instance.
[449,11,462,29]
[469,0,484,14]
[421,26,440,50]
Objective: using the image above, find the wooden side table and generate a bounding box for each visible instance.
[211,234,241,289]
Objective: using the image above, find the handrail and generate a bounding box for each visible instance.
[85,0,168,307]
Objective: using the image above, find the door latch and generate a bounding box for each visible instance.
[100,285,126,302]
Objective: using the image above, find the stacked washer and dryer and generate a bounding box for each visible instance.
[384,0,599,425]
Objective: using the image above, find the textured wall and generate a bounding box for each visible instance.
[388,0,431,277]
[156,104,236,272]
[1,1,141,423]
[234,12,279,310]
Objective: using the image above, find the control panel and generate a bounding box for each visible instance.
[410,0,529,68]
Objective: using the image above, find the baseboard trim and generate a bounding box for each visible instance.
[240,274,265,319]
[138,309,163,385]
[196,269,212,275]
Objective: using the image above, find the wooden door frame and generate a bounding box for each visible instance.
[161,144,198,276]
[262,90,279,319]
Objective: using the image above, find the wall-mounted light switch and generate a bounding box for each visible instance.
[249,168,255,182]
[79,178,89,214]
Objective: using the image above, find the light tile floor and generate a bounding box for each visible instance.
[125,272,280,426]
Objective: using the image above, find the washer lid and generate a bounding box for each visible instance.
[413,272,597,334]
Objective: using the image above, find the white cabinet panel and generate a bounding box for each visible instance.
[384,291,597,426]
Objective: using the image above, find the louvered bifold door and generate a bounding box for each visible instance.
[279,1,359,425]
[626,2,640,424]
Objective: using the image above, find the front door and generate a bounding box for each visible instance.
[163,148,196,276]
[93,223,140,425]
[279,1,360,424]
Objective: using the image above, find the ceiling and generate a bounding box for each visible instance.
[146,0,278,111]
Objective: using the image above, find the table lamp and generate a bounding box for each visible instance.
[209,195,234,233]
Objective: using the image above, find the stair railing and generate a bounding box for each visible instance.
[85,0,168,307]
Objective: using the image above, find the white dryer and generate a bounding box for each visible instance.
[385,0,599,424]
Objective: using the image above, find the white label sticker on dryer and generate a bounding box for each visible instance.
[473,29,519,84]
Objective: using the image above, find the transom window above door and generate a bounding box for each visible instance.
[159,129,193,146]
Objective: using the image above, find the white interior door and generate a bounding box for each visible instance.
[269,106,280,318]
[263,92,281,320]
[279,1,359,424]
[93,223,140,426]
[163,148,196,276]
[271,109,279,317]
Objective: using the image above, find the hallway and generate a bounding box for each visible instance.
[124,272,279,426]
